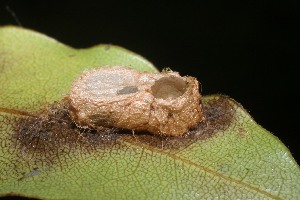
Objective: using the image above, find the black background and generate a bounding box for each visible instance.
[1,1,299,162]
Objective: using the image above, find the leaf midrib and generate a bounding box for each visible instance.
[0,107,34,117]
[121,140,282,200]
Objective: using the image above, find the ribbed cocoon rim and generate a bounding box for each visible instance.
[67,66,204,136]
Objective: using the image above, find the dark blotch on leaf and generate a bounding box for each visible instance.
[130,96,235,151]
[11,101,118,168]
[11,95,235,169]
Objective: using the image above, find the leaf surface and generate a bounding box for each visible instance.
[0,26,299,200]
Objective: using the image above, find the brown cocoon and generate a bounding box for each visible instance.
[68,66,203,136]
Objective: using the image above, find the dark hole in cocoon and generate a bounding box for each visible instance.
[117,86,139,95]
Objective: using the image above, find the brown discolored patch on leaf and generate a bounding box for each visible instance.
[126,95,236,151]
[11,95,235,170]
[11,100,119,170]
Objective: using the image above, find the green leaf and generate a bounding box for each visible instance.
[0,26,299,199]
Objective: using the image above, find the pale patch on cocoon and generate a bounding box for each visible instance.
[68,66,203,136]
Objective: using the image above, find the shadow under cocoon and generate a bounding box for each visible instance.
[10,96,235,169]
